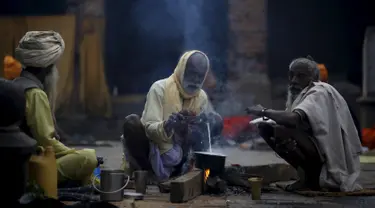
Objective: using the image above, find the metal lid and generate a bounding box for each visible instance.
[124,192,144,200]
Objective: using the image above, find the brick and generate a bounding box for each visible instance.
[170,169,203,203]
[228,0,267,60]
[225,164,298,185]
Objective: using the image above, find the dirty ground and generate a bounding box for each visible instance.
[67,142,375,208]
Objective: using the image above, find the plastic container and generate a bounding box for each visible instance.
[28,146,57,199]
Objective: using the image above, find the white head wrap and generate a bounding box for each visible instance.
[15,31,65,68]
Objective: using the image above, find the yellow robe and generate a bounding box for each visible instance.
[140,50,211,154]
[25,88,97,184]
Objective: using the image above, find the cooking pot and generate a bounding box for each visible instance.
[194,151,226,176]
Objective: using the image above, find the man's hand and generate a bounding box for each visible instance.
[164,112,184,134]
[180,110,196,117]
[188,113,207,125]
[165,111,193,136]
[245,104,265,117]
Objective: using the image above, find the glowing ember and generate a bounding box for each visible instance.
[204,169,210,182]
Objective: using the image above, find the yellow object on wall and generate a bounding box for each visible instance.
[79,17,112,117]
[0,17,28,77]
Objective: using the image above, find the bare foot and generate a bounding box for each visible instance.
[285,180,309,191]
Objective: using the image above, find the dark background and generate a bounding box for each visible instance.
[1,0,374,94]
[268,0,375,87]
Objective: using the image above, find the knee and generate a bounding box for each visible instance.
[125,114,140,122]
[87,152,98,169]
[124,114,141,126]
[257,123,274,139]
[57,149,97,182]
[77,149,98,174]
[123,114,142,133]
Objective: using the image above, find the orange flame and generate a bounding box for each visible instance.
[204,169,210,182]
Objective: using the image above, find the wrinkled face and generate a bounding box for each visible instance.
[182,53,208,94]
[288,67,313,95]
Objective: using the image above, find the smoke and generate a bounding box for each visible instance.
[130,0,215,57]
[178,0,210,51]
[129,0,248,116]
[130,1,184,41]
[129,0,210,89]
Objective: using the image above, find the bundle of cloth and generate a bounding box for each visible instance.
[3,55,22,80]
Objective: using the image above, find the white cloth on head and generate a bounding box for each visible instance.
[288,81,363,192]
[15,31,65,68]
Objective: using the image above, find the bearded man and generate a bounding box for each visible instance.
[121,50,223,181]
[3,55,71,143]
[246,57,362,192]
[13,31,98,186]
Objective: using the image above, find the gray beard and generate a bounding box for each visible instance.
[44,66,59,112]
[285,88,301,110]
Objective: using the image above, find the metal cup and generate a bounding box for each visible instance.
[134,170,148,194]
[248,177,263,200]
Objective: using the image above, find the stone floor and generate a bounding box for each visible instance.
[84,187,375,208]
[74,141,287,169]
[70,142,375,208]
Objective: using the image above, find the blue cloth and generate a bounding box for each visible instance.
[93,167,101,179]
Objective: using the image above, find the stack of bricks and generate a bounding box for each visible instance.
[228,0,267,73]
[225,0,272,108]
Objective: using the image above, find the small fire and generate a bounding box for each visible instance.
[204,169,210,182]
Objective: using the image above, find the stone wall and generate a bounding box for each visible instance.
[228,0,267,63]
[219,0,272,112]
[67,0,104,17]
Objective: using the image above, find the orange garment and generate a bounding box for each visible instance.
[362,127,375,150]
[3,56,22,80]
[318,64,328,82]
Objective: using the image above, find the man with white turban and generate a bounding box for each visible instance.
[13,31,98,186]
[121,50,223,181]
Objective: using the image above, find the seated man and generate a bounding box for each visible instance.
[246,57,362,192]
[13,31,98,186]
[121,50,223,181]
[4,55,71,143]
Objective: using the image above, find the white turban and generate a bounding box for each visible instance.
[15,31,65,68]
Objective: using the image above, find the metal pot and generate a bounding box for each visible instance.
[98,169,129,201]
[194,151,226,176]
